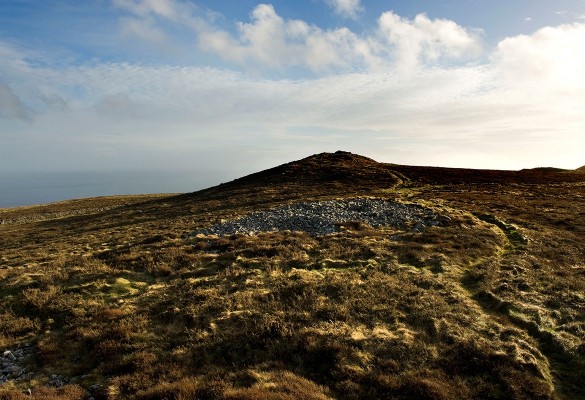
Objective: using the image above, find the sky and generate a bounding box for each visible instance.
[1,0,585,201]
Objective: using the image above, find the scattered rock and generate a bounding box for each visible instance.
[88,383,107,399]
[12,368,24,378]
[47,374,68,388]
[413,222,426,232]
[1,344,35,385]
[196,198,444,237]
[4,365,20,374]
[89,384,103,392]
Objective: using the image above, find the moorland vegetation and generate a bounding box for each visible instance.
[0,151,584,399]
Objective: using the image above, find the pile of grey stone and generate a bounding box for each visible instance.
[1,345,34,384]
[198,198,444,236]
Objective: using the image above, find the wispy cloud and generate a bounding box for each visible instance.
[119,16,168,44]
[95,93,140,120]
[0,80,31,120]
[113,0,197,22]
[323,0,363,19]
[113,0,205,45]
[1,4,585,172]
[554,10,585,20]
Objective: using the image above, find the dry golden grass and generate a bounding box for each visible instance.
[0,152,583,399]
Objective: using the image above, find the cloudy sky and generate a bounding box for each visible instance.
[2,0,585,191]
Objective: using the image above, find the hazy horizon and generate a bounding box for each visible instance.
[0,166,253,208]
[2,152,582,208]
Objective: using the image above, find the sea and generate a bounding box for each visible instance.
[0,170,222,208]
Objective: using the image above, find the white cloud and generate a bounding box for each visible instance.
[197,4,377,71]
[377,12,484,69]
[194,7,483,72]
[492,23,585,91]
[323,0,363,19]
[111,2,483,73]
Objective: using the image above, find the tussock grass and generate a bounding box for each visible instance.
[0,152,583,399]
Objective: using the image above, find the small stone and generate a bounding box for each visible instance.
[89,384,104,393]
[439,215,452,224]
[3,351,16,361]
[12,369,24,378]
[5,365,20,374]
[413,222,426,231]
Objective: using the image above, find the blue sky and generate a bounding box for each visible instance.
[2,0,585,189]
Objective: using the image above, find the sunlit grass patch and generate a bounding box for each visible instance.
[102,277,148,298]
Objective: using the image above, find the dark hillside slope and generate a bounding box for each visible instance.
[220,151,396,186]
[188,151,401,205]
[390,164,584,185]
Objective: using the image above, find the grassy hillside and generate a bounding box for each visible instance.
[1,151,584,399]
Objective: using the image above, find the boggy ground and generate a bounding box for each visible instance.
[0,151,584,399]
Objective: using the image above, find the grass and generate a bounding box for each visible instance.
[0,151,584,399]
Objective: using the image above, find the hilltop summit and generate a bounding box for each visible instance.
[192,151,400,202]
[225,150,397,186]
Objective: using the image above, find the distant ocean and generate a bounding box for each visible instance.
[0,170,219,208]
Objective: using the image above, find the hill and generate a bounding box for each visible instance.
[189,151,401,205]
[577,165,585,172]
[0,152,584,399]
[520,167,568,173]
